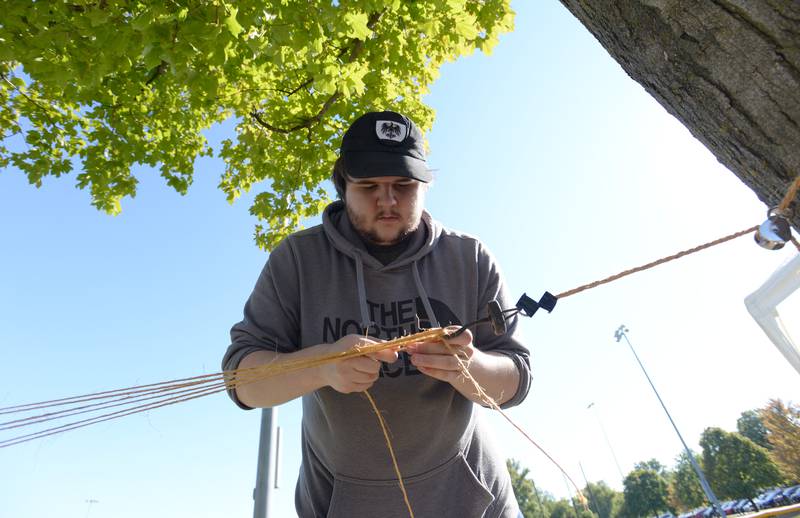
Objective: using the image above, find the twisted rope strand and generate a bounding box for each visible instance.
[557,225,758,300]
[778,174,800,213]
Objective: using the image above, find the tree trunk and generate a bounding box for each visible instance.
[559,0,800,231]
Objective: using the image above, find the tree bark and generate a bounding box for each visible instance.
[560,0,800,231]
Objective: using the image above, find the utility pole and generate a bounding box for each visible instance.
[84,499,99,518]
[614,325,725,518]
[530,474,545,518]
[579,462,606,518]
[253,407,281,518]
[586,401,625,481]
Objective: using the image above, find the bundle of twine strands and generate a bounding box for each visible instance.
[0,329,448,449]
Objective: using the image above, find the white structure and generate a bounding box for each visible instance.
[745,253,800,376]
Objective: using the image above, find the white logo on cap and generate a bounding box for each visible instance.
[376,120,407,142]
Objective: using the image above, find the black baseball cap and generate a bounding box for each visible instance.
[340,111,432,182]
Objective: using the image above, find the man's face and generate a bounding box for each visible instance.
[345,175,427,245]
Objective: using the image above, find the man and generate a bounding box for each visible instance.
[222,110,531,517]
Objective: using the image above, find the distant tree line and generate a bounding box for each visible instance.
[508,398,799,518]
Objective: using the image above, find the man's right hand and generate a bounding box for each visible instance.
[320,334,398,393]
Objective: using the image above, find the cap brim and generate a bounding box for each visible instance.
[344,151,432,183]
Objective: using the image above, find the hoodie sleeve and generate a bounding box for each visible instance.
[221,238,302,409]
[473,241,532,409]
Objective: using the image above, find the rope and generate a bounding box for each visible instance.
[556,225,758,299]
[777,174,799,251]
[778,174,800,214]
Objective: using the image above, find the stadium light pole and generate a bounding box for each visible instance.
[586,401,625,481]
[614,325,725,518]
[84,499,99,518]
[579,462,605,518]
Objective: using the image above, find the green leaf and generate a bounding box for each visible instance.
[343,11,372,40]
[224,8,244,37]
[9,77,26,89]
[87,9,110,27]
[454,13,479,40]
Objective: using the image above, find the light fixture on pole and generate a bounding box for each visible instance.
[614,325,725,518]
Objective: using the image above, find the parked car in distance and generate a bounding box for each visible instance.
[733,498,755,514]
[754,488,784,509]
[720,500,738,515]
[780,485,800,504]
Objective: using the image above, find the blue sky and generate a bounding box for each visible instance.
[1,2,798,518]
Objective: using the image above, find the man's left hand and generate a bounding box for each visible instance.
[406,327,477,384]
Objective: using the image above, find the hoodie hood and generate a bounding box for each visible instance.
[322,200,442,271]
[322,200,444,329]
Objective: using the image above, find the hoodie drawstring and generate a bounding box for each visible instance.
[412,260,440,328]
[353,251,372,333]
[353,254,441,333]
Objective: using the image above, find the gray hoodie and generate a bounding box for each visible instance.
[223,201,532,518]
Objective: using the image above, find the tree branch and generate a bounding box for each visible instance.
[286,78,314,97]
[249,9,386,134]
[145,60,169,86]
[0,72,58,123]
[250,92,341,134]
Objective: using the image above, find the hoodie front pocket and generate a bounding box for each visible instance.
[326,451,494,518]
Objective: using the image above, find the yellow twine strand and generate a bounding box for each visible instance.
[0,371,227,414]
[364,390,414,518]
[0,384,225,448]
[0,381,228,431]
[440,341,589,510]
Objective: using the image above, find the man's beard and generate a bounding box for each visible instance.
[346,205,420,245]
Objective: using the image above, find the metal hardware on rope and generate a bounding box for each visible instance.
[755,207,793,250]
[758,173,800,251]
[515,292,557,316]
[446,292,559,339]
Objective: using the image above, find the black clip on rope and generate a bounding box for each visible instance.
[445,292,558,339]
